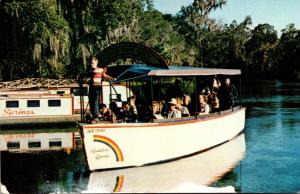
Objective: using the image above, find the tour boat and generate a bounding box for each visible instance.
[79,64,246,171]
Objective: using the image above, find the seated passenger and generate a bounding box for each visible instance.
[99,103,116,122]
[166,98,182,119]
[127,96,138,117]
[198,94,210,115]
[213,76,221,90]
[219,77,238,110]
[152,101,164,119]
[119,101,137,122]
[180,94,191,117]
[207,88,220,112]
[161,100,168,118]
[109,101,121,116]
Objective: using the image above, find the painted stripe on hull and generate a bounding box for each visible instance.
[113,175,124,192]
[93,135,124,162]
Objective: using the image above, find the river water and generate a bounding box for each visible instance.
[1,79,299,193]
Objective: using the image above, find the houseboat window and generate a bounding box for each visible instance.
[7,141,20,149]
[6,100,19,108]
[72,87,88,96]
[57,91,65,95]
[48,100,61,107]
[49,139,62,147]
[27,100,40,107]
[28,141,41,148]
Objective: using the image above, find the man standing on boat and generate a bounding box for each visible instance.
[86,56,115,123]
[219,77,238,110]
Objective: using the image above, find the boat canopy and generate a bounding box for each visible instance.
[148,66,241,77]
[109,64,241,82]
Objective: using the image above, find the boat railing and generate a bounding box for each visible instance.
[0,78,79,90]
[85,105,243,125]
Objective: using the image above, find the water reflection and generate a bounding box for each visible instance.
[0,127,81,153]
[0,127,85,194]
[83,134,246,193]
[1,149,87,193]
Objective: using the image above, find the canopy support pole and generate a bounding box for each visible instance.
[150,77,154,122]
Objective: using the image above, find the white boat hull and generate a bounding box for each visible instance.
[80,107,246,171]
[83,133,245,193]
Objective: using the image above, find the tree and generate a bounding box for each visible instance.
[175,0,226,67]
[2,0,70,79]
[61,0,152,73]
[245,23,278,76]
[0,0,153,79]
[276,24,300,79]
[1,0,299,81]
[134,10,196,65]
[200,16,252,70]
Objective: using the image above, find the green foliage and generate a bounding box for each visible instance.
[201,17,252,70]
[5,0,70,45]
[175,0,226,67]
[135,10,196,65]
[3,0,70,79]
[245,23,278,76]
[276,24,300,78]
[0,0,299,80]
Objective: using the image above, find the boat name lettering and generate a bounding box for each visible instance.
[4,108,35,117]
[95,154,110,160]
[87,128,106,133]
[92,148,110,154]
[3,133,35,141]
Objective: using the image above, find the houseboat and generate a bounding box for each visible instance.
[0,79,132,126]
[79,64,246,171]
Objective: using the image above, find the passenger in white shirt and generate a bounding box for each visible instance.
[166,98,182,119]
[198,94,210,115]
[180,94,191,117]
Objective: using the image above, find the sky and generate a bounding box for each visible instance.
[153,0,300,33]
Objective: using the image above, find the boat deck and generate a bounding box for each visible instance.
[0,114,81,127]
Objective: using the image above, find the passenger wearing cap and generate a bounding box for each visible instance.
[166,98,182,119]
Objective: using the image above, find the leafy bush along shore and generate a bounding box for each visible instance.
[0,0,299,81]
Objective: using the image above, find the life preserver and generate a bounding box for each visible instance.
[92,67,104,85]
